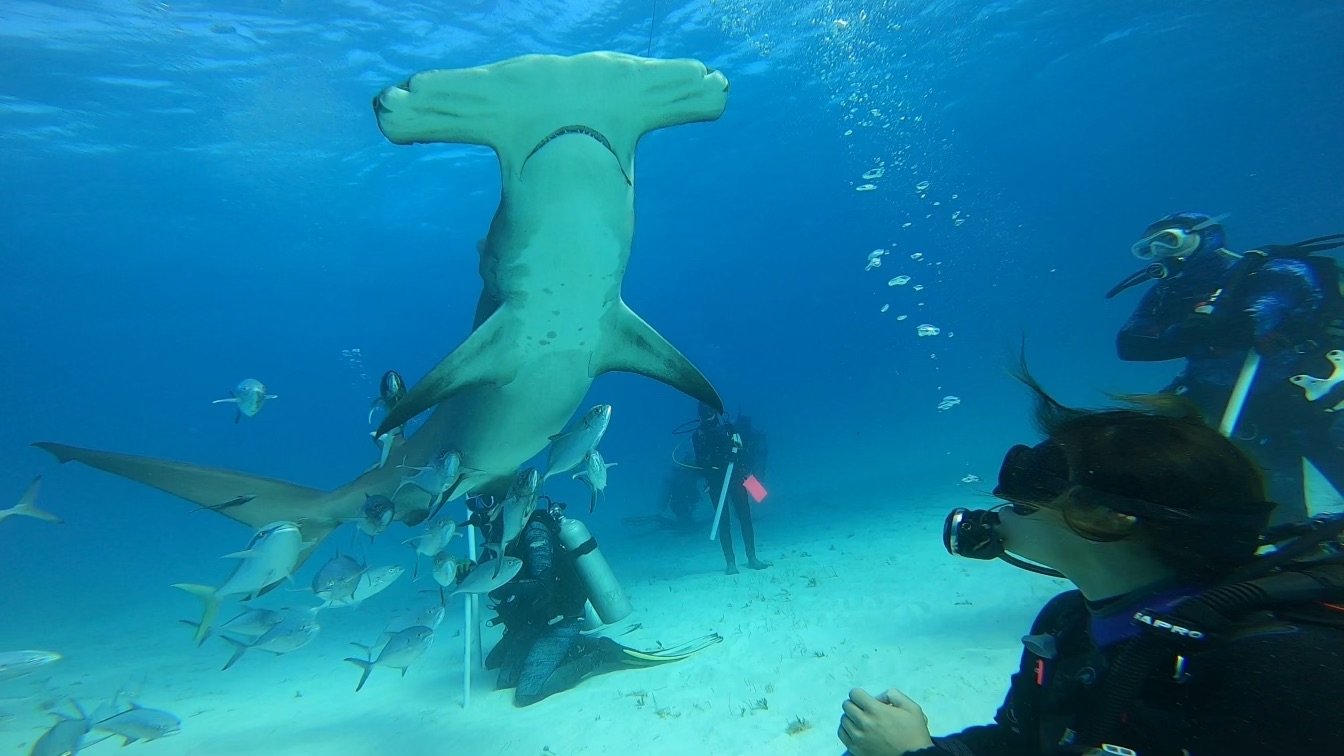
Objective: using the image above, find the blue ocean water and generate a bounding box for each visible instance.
[2,1,1341,753]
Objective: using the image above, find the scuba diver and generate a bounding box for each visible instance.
[1108,212,1344,523]
[838,380,1344,756]
[692,402,770,575]
[664,466,706,528]
[477,496,720,706]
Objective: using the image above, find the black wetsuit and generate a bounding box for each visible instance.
[485,512,618,706]
[1117,253,1344,523]
[915,588,1344,755]
[693,417,762,569]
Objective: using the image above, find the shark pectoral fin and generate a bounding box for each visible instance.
[374,310,518,437]
[592,301,723,413]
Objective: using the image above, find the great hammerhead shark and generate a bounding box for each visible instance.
[36,52,728,562]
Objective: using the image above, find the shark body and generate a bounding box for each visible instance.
[34,52,727,561]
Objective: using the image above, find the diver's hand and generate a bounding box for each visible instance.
[838,688,934,756]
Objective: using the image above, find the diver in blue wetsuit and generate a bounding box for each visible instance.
[1108,212,1344,523]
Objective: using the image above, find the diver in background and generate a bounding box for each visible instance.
[692,402,770,574]
[838,382,1344,755]
[1109,212,1344,523]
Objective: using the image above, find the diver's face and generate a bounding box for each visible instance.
[996,503,1082,569]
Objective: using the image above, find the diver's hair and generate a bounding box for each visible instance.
[1014,368,1270,577]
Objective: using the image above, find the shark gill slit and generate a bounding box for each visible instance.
[520,125,632,186]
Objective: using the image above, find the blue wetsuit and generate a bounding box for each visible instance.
[1117,252,1344,520]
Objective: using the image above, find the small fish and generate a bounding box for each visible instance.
[544,404,612,479]
[404,518,458,577]
[394,450,463,509]
[494,468,541,555]
[311,553,366,603]
[573,449,617,512]
[452,557,522,597]
[212,378,278,423]
[345,625,435,692]
[93,704,181,746]
[0,649,61,682]
[220,609,320,671]
[367,370,407,424]
[386,605,446,634]
[432,552,469,591]
[355,494,395,538]
[180,607,286,642]
[29,702,89,756]
[174,521,306,645]
[0,477,63,526]
[322,565,404,609]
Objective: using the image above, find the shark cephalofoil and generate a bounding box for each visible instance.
[36,52,728,562]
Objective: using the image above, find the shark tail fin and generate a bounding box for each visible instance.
[344,657,375,692]
[32,442,339,567]
[173,584,220,646]
[592,300,723,413]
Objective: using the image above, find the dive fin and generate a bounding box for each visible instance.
[591,300,723,413]
[617,633,724,666]
[375,308,520,437]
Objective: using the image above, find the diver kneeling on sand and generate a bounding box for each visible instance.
[838,377,1344,755]
[479,497,721,706]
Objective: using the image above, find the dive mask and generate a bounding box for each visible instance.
[1131,227,1200,261]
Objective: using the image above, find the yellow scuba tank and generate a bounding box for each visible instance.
[556,513,632,624]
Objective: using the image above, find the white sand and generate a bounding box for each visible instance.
[0,494,1067,755]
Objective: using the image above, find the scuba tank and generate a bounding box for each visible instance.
[555,512,632,624]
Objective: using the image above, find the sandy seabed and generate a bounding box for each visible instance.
[1,494,1065,756]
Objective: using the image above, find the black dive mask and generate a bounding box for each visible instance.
[1104,259,1184,299]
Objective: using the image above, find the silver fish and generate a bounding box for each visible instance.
[544,404,612,479]
[495,468,541,552]
[367,370,407,424]
[29,703,89,756]
[323,565,404,609]
[0,649,61,682]
[179,607,287,642]
[386,605,446,634]
[345,625,435,692]
[573,449,617,512]
[432,552,469,590]
[221,609,320,670]
[93,704,181,746]
[211,378,278,423]
[393,450,463,505]
[0,477,62,526]
[173,521,305,645]
[452,557,522,597]
[356,494,395,538]
[404,517,458,577]
[311,553,365,603]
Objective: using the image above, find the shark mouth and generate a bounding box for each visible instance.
[521,124,632,186]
